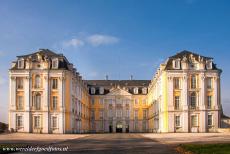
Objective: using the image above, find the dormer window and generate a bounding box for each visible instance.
[18,59,24,69]
[99,87,104,94]
[174,59,180,69]
[206,60,212,70]
[173,59,180,69]
[52,58,59,69]
[134,87,138,94]
[142,87,147,94]
[91,87,95,94]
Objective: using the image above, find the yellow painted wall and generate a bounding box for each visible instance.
[162,72,168,132]
[64,72,71,132]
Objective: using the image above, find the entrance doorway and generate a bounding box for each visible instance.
[126,125,129,133]
[109,125,113,133]
[116,123,122,133]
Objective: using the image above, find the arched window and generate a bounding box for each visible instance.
[35,75,41,88]
[190,92,196,109]
[33,93,41,110]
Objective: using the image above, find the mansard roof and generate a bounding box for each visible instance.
[170,50,212,60]
[165,50,219,70]
[85,80,150,95]
[11,49,71,70]
[85,80,150,87]
[17,49,62,58]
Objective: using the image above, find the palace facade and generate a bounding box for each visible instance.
[8,49,222,133]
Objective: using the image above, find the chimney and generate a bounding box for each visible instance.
[105,75,109,80]
[130,75,133,80]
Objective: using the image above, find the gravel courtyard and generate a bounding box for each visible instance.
[141,132,230,145]
[0,133,230,153]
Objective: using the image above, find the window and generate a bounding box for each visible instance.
[16,78,23,89]
[207,77,212,89]
[134,87,138,94]
[134,121,138,130]
[175,116,180,127]
[91,110,95,120]
[52,96,58,110]
[109,99,113,104]
[191,75,196,89]
[208,115,213,126]
[143,110,147,119]
[17,96,23,110]
[142,121,147,131]
[126,109,130,117]
[206,60,212,69]
[134,99,139,105]
[116,110,122,117]
[207,96,212,109]
[99,98,104,105]
[99,87,104,94]
[35,75,41,88]
[52,117,57,128]
[99,110,104,119]
[134,110,138,119]
[142,99,146,105]
[174,96,180,110]
[174,78,180,89]
[190,92,196,109]
[16,115,23,128]
[142,87,147,94]
[18,59,24,69]
[99,121,103,130]
[108,109,113,118]
[34,116,40,128]
[52,59,58,69]
[91,87,95,94]
[52,78,58,89]
[33,93,41,110]
[91,98,95,105]
[174,60,180,69]
[191,115,198,127]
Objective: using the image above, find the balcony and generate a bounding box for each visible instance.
[16,106,24,110]
[189,106,199,110]
[31,106,42,111]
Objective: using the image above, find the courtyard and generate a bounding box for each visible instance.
[1,133,230,153]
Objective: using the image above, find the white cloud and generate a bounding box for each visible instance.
[63,38,85,48]
[61,34,119,49]
[87,34,119,46]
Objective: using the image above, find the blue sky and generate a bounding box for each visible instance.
[0,0,230,123]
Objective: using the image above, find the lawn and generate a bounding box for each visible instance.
[178,143,230,154]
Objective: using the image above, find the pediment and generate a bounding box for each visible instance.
[106,88,132,96]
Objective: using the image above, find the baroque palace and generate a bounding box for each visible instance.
[9,49,223,133]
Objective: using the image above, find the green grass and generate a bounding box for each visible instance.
[180,143,230,154]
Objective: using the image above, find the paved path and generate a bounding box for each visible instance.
[16,134,177,154]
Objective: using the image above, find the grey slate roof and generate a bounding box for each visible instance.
[165,50,219,70]
[85,80,151,95]
[11,49,70,70]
